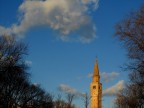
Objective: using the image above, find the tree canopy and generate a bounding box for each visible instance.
[114,5,144,108]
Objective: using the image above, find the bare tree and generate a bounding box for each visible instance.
[0,35,29,108]
[0,35,55,108]
[114,5,144,108]
[66,93,76,108]
[55,94,63,108]
[115,84,140,108]
[81,92,90,108]
[39,92,54,108]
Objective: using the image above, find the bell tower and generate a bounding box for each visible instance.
[90,59,102,108]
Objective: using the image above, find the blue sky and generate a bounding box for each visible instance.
[0,0,144,108]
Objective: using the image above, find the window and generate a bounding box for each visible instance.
[93,86,96,89]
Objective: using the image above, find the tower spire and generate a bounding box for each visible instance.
[93,58,99,77]
[90,58,102,108]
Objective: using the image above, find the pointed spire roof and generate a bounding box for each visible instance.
[93,58,99,77]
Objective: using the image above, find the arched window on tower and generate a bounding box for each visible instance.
[93,86,96,89]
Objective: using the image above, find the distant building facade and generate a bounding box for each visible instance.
[90,60,102,108]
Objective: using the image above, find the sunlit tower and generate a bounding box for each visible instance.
[90,59,102,108]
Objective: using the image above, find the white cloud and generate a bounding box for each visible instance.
[0,0,99,43]
[58,84,78,94]
[32,83,40,87]
[87,72,119,83]
[76,76,83,80]
[101,72,120,83]
[81,0,99,9]
[87,73,93,78]
[58,84,85,96]
[103,80,125,96]
[25,60,32,65]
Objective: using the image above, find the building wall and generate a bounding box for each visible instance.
[90,81,102,108]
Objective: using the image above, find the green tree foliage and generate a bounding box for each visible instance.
[114,5,144,108]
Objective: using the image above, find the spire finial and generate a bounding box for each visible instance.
[95,56,98,64]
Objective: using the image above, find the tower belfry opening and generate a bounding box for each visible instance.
[90,60,102,108]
